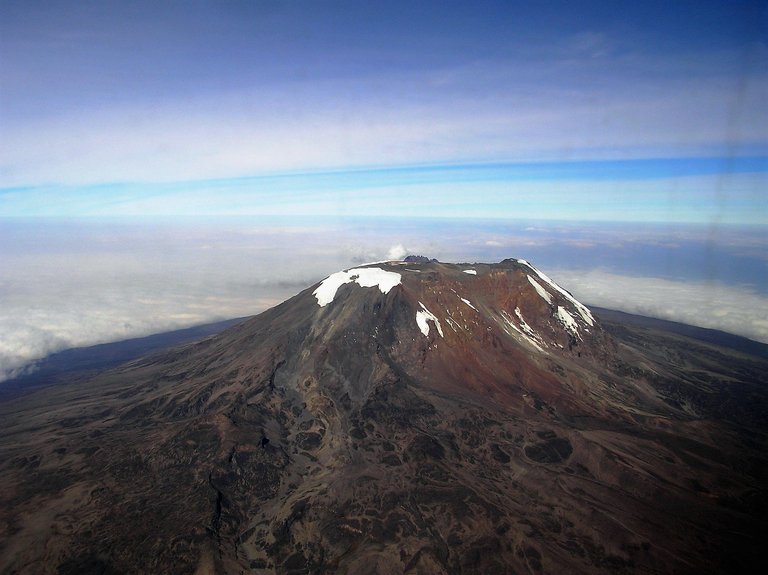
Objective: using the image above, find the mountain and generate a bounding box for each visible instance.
[0,259,766,575]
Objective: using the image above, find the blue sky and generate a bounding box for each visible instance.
[1,0,766,223]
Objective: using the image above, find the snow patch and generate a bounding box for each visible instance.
[500,310,544,352]
[416,302,444,337]
[462,269,477,275]
[314,267,401,307]
[460,297,477,311]
[514,307,546,348]
[527,276,553,305]
[556,306,581,339]
[519,260,594,326]
[444,316,461,332]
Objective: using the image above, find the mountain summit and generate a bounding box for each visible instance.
[1,259,765,574]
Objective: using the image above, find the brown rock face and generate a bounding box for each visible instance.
[0,259,766,574]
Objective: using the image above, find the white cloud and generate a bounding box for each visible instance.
[386,244,408,260]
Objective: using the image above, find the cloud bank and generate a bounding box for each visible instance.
[1,218,766,383]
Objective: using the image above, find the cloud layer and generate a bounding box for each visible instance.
[1,218,766,383]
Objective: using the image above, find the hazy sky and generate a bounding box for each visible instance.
[1,0,766,223]
[1,1,767,381]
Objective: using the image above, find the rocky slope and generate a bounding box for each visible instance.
[0,259,766,574]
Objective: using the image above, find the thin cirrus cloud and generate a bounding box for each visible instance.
[1,69,765,189]
[1,1,766,191]
[2,162,765,224]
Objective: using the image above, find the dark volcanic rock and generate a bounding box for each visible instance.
[0,259,766,574]
[524,436,573,463]
[403,255,439,263]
